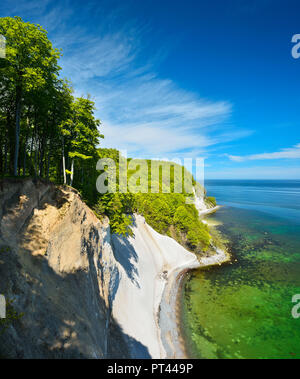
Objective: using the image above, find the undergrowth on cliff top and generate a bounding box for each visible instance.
[91,148,212,253]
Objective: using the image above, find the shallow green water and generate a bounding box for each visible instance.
[182,206,300,359]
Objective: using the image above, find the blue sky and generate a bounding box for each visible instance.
[1,0,300,179]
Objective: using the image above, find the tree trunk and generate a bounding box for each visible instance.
[0,139,3,174]
[39,141,45,177]
[34,137,38,179]
[23,116,30,176]
[23,135,27,176]
[30,130,34,168]
[4,137,8,174]
[14,84,22,176]
[46,146,50,180]
[62,140,66,185]
[70,158,74,186]
[8,112,14,176]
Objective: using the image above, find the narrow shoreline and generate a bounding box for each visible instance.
[198,205,221,217]
[158,246,230,358]
[158,259,200,358]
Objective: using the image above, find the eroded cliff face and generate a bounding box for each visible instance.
[0,179,130,358]
[0,179,203,359]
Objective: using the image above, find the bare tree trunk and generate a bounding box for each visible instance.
[23,116,30,176]
[34,137,38,179]
[30,132,34,168]
[14,84,22,176]
[39,141,45,177]
[23,135,27,176]
[62,140,66,185]
[0,140,3,174]
[23,145,26,176]
[62,155,66,184]
[4,137,8,174]
[70,158,74,186]
[34,151,37,178]
[46,145,50,180]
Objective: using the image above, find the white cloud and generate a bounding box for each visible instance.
[95,82,236,157]
[55,25,241,158]
[59,33,136,82]
[228,143,300,162]
[1,0,252,159]
[24,2,251,159]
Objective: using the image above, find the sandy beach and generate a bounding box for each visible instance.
[159,244,230,358]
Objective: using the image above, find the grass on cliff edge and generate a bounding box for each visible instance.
[91,149,215,254]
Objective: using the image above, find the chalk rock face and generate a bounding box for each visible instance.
[193,187,206,212]
[0,179,200,359]
[0,179,130,358]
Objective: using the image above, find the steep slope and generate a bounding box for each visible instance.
[0,179,130,358]
[0,179,227,359]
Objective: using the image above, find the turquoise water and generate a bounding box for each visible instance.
[182,180,300,359]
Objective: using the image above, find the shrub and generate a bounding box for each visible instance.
[206,196,217,207]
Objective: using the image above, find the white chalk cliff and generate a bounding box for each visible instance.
[0,179,226,359]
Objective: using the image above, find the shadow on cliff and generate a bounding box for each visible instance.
[0,181,150,359]
[0,244,151,359]
[111,218,141,289]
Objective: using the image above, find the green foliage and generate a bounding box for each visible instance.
[0,245,11,254]
[136,194,211,251]
[174,205,210,249]
[206,196,217,207]
[60,97,101,161]
[0,298,24,335]
[0,16,102,190]
[0,16,60,91]
[137,195,173,234]
[0,16,62,176]
[92,148,212,250]
[93,192,134,236]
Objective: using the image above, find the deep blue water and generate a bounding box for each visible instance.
[205,180,300,224]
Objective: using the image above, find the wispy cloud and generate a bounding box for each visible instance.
[59,33,137,82]
[1,0,252,159]
[228,143,300,162]
[94,82,237,157]
[57,25,247,158]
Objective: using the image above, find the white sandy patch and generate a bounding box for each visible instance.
[199,247,229,267]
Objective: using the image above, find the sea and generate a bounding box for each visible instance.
[181,180,300,359]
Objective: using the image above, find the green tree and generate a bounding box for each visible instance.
[0,16,61,176]
[60,96,102,186]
